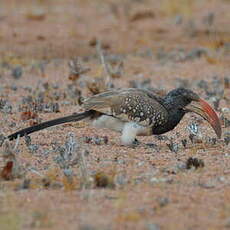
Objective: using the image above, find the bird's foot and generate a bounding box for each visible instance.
[121,138,141,148]
[132,138,141,147]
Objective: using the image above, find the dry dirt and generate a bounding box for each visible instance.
[0,0,230,230]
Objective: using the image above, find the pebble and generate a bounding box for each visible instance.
[115,173,128,187]
[150,177,172,184]
[0,134,5,147]
[12,66,23,79]
[146,223,161,230]
[166,139,179,153]
[28,144,39,153]
[185,47,207,60]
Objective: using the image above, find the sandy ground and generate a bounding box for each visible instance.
[0,0,230,229]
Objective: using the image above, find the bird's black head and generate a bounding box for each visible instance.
[153,88,221,138]
[163,88,199,110]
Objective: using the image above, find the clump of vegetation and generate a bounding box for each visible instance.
[0,139,25,181]
[186,157,205,169]
[94,171,115,189]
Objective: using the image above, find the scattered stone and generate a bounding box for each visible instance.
[224,76,230,89]
[9,122,16,128]
[146,223,161,230]
[188,122,199,135]
[185,48,207,60]
[205,137,217,145]
[176,162,187,171]
[197,79,209,90]
[184,19,197,37]
[24,135,32,146]
[224,132,230,145]
[63,168,73,177]
[28,144,39,153]
[166,139,179,153]
[150,177,173,184]
[211,96,221,110]
[157,197,169,207]
[0,99,12,114]
[218,176,226,183]
[222,116,230,128]
[129,78,152,90]
[41,102,60,113]
[188,123,203,143]
[203,12,215,27]
[175,78,190,88]
[53,133,80,169]
[83,136,108,145]
[146,143,159,151]
[186,157,204,170]
[10,84,18,91]
[174,15,183,25]
[162,166,178,175]
[79,224,97,230]
[225,218,230,228]
[0,134,5,147]
[11,66,23,79]
[20,178,31,189]
[155,135,168,141]
[199,181,216,189]
[114,172,128,187]
[181,139,187,148]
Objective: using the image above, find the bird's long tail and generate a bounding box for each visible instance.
[8,110,97,140]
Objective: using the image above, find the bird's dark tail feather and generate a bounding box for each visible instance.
[8,110,97,140]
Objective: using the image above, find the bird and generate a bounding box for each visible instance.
[7,88,222,146]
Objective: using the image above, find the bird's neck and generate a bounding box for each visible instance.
[152,109,185,135]
[152,95,186,135]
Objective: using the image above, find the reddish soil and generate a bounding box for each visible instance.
[0,0,229,230]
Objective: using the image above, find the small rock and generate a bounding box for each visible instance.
[146,223,161,230]
[222,116,230,128]
[176,162,187,171]
[203,12,215,27]
[185,48,207,60]
[181,139,187,148]
[218,176,226,183]
[174,15,183,25]
[166,139,179,153]
[199,181,216,189]
[0,134,5,147]
[25,135,32,146]
[63,168,73,177]
[28,144,39,153]
[197,79,208,90]
[157,197,169,207]
[12,66,23,79]
[150,177,172,184]
[21,178,31,189]
[224,135,230,145]
[225,217,230,228]
[0,99,12,114]
[79,224,96,230]
[115,173,128,187]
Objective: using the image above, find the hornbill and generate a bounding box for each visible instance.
[7,88,222,146]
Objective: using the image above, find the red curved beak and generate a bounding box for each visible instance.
[185,98,222,138]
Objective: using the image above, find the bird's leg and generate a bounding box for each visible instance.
[121,122,144,146]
